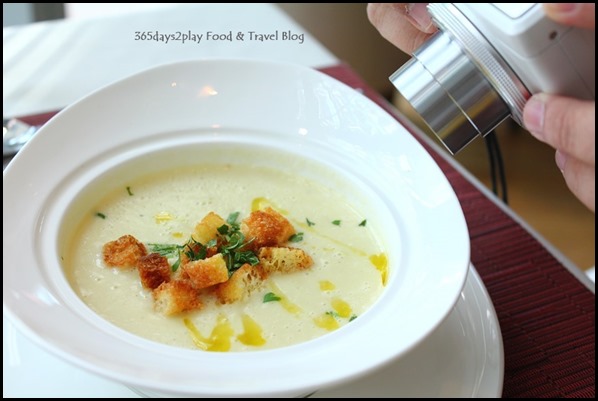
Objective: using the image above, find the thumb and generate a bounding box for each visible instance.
[523,93,595,164]
[543,3,595,29]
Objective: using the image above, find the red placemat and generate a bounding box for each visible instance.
[318,63,595,398]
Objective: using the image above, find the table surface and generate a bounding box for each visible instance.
[3,3,337,118]
[3,4,595,398]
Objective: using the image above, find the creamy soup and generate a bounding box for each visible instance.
[64,155,387,352]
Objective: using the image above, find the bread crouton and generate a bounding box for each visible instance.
[241,207,295,250]
[258,247,313,274]
[138,253,171,289]
[102,234,147,268]
[213,264,267,304]
[153,280,202,315]
[182,253,229,289]
[192,212,226,244]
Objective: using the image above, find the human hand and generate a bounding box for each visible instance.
[368,3,595,212]
[366,3,436,54]
[523,3,595,212]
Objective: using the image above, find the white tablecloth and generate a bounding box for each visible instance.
[3,3,337,118]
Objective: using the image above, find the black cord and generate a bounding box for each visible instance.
[484,132,498,196]
[491,132,508,204]
[484,130,508,204]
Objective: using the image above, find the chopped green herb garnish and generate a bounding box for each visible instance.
[126,186,133,196]
[349,315,358,321]
[332,220,341,226]
[227,211,240,226]
[288,232,304,243]
[326,311,340,318]
[228,249,259,272]
[171,255,181,272]
[219,212,258,275]
[263,292,281,303]
[147,243,183,257]
[184,238,208,261]
[358,220,367,227]
[147,243,184,271]
[306,218,315,227]
[148,211,259,276]
[96,212,106,219]
[223,231,244,250]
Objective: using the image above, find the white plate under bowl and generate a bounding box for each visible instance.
[2,59,470,397]
[3,265,503,397]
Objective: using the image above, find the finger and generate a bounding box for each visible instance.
[543,3,595,29]
[556,151,595,212]
[523,93,595,164]
[367,3,437,54]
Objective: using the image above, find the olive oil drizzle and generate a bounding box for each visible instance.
[253,197,388,285]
